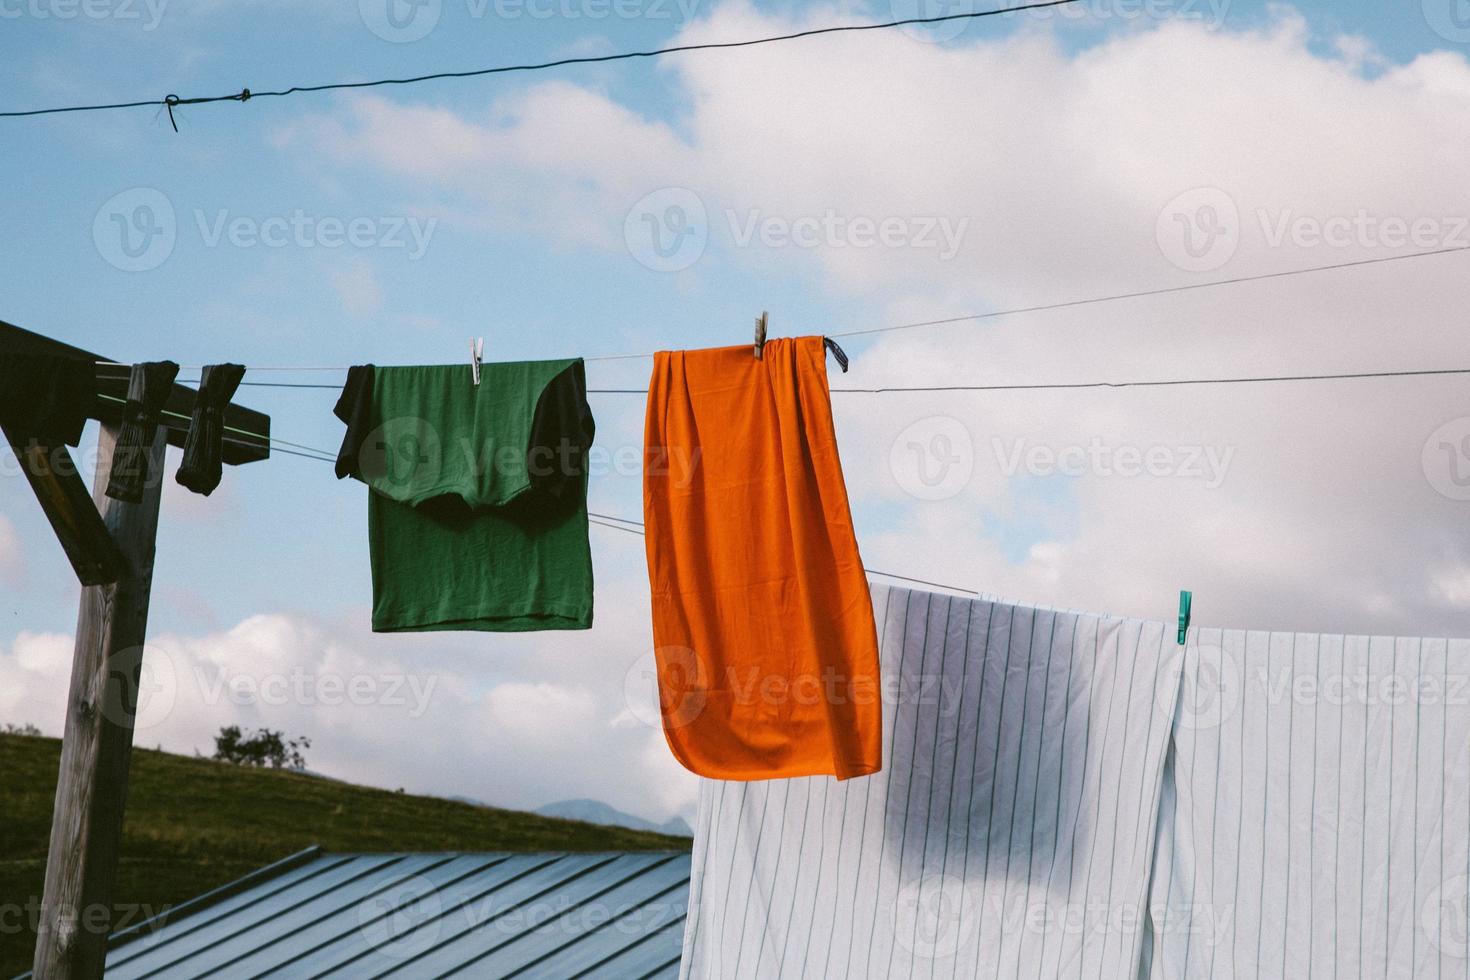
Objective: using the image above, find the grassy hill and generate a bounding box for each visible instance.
[0,733,690,978]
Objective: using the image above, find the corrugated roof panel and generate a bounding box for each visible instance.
[95,851,690,979]
[306,853,571,978]
[436,854,689,978]
[575,919,685,980]
[109,854,407,978]
[518,885,688,978]
[103,852,355,974]
[383,853,680,978]
[104,852,364,975]
[221,854,507,977]
[135,854,451,978]
[346,853,631,978]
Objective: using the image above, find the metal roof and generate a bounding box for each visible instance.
[67,849,691,979]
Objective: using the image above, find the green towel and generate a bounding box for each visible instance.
[361,360,594,632]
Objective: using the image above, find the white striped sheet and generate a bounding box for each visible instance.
[682,583,1183,979]
[1035,613,1103,980]
[1146,630,1470,980]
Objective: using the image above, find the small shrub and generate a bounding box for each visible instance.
[212,725,311,770]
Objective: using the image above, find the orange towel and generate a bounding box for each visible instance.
[643,336,882,780]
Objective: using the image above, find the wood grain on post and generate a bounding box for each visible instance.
[0,424,126,587]
[32,424,167,980]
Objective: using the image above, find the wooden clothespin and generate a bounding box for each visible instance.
[470,337,484,386]
[1177,590,1192,645]
[753,311,768,360]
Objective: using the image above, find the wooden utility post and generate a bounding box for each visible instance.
[0,320,269,980]
[31,423,166,978]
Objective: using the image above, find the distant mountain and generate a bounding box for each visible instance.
[447,794,486,806]
[535,798,693,838]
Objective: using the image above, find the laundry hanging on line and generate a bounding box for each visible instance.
[175,362,246,496]
[0,353,249,498]
[682,582,1470,979]
[334,364,376,480]
[1146,627,1470,978]
[334,358,596,633]
[323,336,881,782]
[681,583,1181,978]
[106,360,180,502]
[643,336,881,781]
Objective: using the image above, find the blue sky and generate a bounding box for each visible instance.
[4,0,1470,822]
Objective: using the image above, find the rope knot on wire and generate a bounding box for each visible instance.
[161,89,250,131]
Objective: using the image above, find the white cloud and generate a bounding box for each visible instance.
[275,3,1470,636]
[278,5,1470,305]
[275,80,697,249]
[484,682,599,742]
[0,632,71,729]
[0,568,699,825]
[0,514,26,589]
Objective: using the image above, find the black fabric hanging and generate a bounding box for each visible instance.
[332,364,376,481]
[175,363,247,496]
[105,360,179,503]
[0,353,97,446]
[526,360,596,500]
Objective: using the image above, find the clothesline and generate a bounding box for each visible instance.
[74,240,1470,593]
[115,356,1470,469]
[160,366,1470,396]
[585,515,980,595]
[98,361,1470,468]
[0,0,1081,123]
[92,243,1470,376]
[190,416,978,595]
[94,392,331,460]
[584,366,1470,394]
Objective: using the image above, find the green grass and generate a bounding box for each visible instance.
[0,733,689,978]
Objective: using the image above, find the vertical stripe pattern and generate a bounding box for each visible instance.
[680,583,1184,978]
[1146,631,1470,979]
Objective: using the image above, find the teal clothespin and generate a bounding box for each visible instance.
[1177,590,1192,645]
